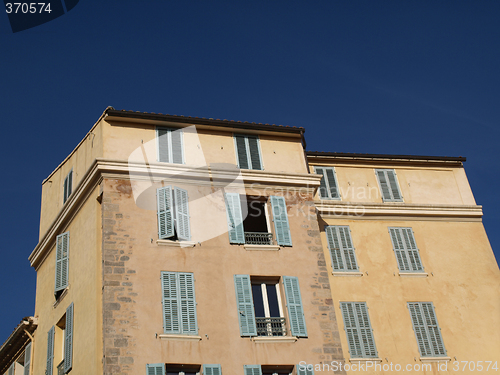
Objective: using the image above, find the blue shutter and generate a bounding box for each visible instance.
[146,363,165,375]
[389,228,423,272]
[64,303,74,373]
[24,342,31,375]
[315,167,340,199]
[157,187,174,239]
[171,128,184,164]
[376,169,403,202]
[315,168,329,199]
[203,364,222,375]
[340,302,378,358]
[326,226,358,271]
[271,196,292,246]
[297,365,315,375]
[178,272,198,334]
[234,275,257,336]
[55,232,69,293]
[224,193,245,244]
[376,169,391,201]
[235,135,249,169]
[46,326,55,375]
[174,187,191,241]
[243,365,262,375]
[408,302,446,357]
[386,170,402,200]
[283,276,307,337]
[157,127,171,163]
[161,272,179,333]
[247,136,262,170]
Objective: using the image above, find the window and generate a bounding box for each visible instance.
[314,167,340,200]
[224,194,292,246]
[388,227,424,272]
[375,169,403,202]
[407,302,447,357]
[157,127,184,164]
[340,302,378,358]
[6,343,31,375]
[234,275,307,338]
[161,272,198,335]
[234,134,262,170]
[55,232,70,298]
[63,170,73,203]
[325,226,359,272]
[46,304,74,375]
[296,365,314,375]
[243,365,296,375]
[157,186,191,241]
[146,364,220,375]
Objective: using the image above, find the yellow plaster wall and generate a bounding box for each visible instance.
[32,185,102,375]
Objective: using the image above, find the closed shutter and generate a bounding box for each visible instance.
[247,136,262,170]
[235,135,262,170]
[283,276,307,337]
[64,303,74,373]
[146,363,165,375]
[325,226,358,271]
[174,187,191,241]
[297,365,315,375]
[161,272,179,333]
[340,302,378,358]
[157,127,171,163]
[389,228,423,272]
[157,187,174,239]
[46,326,55,375]
[235,135,249,169]
[178,272,198,334]
[315,167,340,199]
[55,232,70,293]
[316,168,329,199]
[224,193,245,244]
[243,365,262,375]
[408,302,447,357]
[271,196,292,246]
[376,169,403,202]
[24,342,31,375]
[234,275,257,336]
[376,170,391,201]
[203,364,222,375]
[171,128,184,164]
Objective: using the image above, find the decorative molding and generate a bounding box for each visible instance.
[399,272,428,278]
[251,336,297,343]
[156,240,196,248]
[420,356,451,363]
[158,334,202,341]
[332,272,363,277]
[243,244,280,251]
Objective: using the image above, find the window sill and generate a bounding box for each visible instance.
[156,240,196,248]
[420,357,451,363]
[332,271,363,277]
[349,358,382,363]
[243,244,280,251]
[53,286,69,308]
[158,334,202,341]
[251,336,297,343]
[399,272,428,278]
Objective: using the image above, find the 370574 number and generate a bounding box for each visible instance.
[5,3,52,14]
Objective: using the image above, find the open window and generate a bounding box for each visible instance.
[251,277,286,336]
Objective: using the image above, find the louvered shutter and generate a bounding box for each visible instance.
[297,365,315,375]
[203,364,222,375]
[146,363,165,375]
[408,302,446,357]
[389,228,423,272]
[161,272,179,333]
[157,127,171,163]
[247,136,262,170]
[376,169,403,202]
[243,365,262,375]
[235,135,249,169]
[157,187,174,239]
[224,193,245,244]
[376,170,391,201]
[174,187,191,241]
[283,276,307,337]
[340,302,377,358]
[234,275,257,336]
[46,326,55,375]
[55,232,70,293]
[316,168,329,199]
[326,226,358,271]
[64,303,74,373]
[386,170,402,200]
[24,342,31,375]
[271,196,292,246]
[171,128,184,164]
[315,167,340,199]
[178,272,198,334]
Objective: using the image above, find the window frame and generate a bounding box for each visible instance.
[233,134,263,170]
[157,186,191,241]
[314,166,341,200]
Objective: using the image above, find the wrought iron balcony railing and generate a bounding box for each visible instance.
[57,360,65,375]
[244,232,273,245]
[255,317,287,336]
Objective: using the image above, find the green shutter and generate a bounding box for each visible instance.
[157,127,171,163]
[235,135,262,170]
[376,169,391,201]
[234,275,257,336]
[24,342,31,375]
[340,302,378,358]
[64,303,74,373]
[315,168,329,199]
[326,226,358,271]
[178,272,198,334]
[271,196,292,246]
[157,187,174,239]
[55,232,69,293]
[203,364,222,375]
[389,228,423,272]
[171,128,184,164]
[283,276,307,337]
[247,136,262,170]
[408,302,447,357]
[46,326,55,375]
[174,187,191,241]
[235,135,249,169]
[243,365,262,375]
[146,363,165,375]
[161,272,179,333]
[297,365,315,375]
[376,169,403,202]
[161,272,197,334]
[224,193,245,244]
[315,167,340,199]
[386,170,402,200]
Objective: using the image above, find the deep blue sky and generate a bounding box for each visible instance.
[1,1,498,342]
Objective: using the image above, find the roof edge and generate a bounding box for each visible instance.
[306,151,466,163]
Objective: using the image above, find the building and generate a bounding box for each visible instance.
[2,108,498,375]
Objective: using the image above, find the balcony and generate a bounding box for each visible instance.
[256,317,287,336]
[244,232,273,245]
